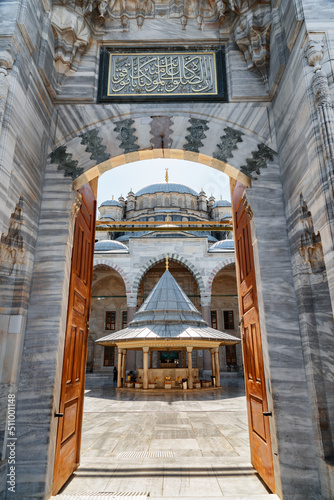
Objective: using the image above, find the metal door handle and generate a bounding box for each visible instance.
[263,412,272,417]
[54,413,64,418]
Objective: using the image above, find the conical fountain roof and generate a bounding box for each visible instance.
[96,270,240,344]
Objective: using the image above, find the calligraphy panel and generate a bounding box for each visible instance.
[98,47,227,102]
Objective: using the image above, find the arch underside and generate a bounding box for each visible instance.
[49,105,277,188]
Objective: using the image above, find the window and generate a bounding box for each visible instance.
[105,311,116,330]
[224,310,234,330]
[211,310,218,329]
[226,345,237,365]
[104,346,115,366]
[122,311,127,329]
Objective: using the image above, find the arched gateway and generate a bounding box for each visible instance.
[1,1,334,500]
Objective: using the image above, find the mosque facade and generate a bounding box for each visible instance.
[90,180,241,376]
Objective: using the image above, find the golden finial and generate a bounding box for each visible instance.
[166,214,170,222]
[220,195,222,200]
[165,168,169,183]
[112,195,114,200]
[166,255,169,270]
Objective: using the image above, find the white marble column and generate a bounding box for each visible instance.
[117,349,123,388]
[122,349,127,383]
[126,293,137,370]
[214,347,221,387]
[187,346,193,389]
[210,348,216,385]
[143,347,149,389]
[201,293,212,370]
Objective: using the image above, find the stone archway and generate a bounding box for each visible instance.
[15,131,314,500]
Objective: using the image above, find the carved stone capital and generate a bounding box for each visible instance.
[242,191,254,220]
[305,33,325,72]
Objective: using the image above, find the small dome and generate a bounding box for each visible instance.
[94,240,129,252]
[212,200,231,208]
[208,239,235,252]
[99,200,123,208]
[135,183,198,197]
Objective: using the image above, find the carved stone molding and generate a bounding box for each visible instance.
[305,33,325,72]
[299,194,325,274]
[242,190,254,220]
[0,196,25,276]
[51,6,91,77]
[305,33,334,208]
[71,192,83,224]
[0,51,14,77]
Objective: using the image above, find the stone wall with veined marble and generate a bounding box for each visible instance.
[270,2,334,497]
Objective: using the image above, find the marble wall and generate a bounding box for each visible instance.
[0,0,333,498]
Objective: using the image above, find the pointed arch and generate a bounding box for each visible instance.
[93,258,131,292]
[206,257,236,293]
[132,253,205,295]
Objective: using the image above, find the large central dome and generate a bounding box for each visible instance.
[135,183,198,197]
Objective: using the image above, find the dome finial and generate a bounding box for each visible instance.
[112,195,114,200]
[166,255,169,270]
[220,195,222,200]
[165,168,169,183]
[166,214,170,222]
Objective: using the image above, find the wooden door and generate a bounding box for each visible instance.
[232,182,275,493]
[52,183,96,495]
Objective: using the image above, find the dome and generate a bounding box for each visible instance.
[135,183,198,197]
[212,200,231,208]
[94,240,129,252]
[99,200,123,208]
[208,239,235,252]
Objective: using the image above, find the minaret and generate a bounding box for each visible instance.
[126,188,135,214]
[198,188,207,212]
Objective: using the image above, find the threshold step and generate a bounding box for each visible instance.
[149,496,279,500]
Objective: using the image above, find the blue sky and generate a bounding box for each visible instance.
[97,158,230,207]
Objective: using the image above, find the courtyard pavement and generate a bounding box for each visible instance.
[56,376,279,500]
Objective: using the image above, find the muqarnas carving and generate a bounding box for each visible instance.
[299,195,325,274]
[231,1,272,85]
[51,6,90,77]
[0,196,25,276]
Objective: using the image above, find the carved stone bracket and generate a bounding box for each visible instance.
[0,196,25,276]
[51,6,91,77]
[242,190,254,220]
[232,1,272,85]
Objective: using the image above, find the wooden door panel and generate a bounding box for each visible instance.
[52,184,96,495]
[232,182,275,493]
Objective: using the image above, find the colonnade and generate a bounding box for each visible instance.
[116,345,221,389]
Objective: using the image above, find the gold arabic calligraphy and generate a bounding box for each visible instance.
[108,52,217,96]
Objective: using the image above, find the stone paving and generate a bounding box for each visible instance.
[58,377,278,499]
